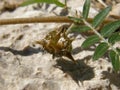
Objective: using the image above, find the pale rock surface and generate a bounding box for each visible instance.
[0,0,120,90]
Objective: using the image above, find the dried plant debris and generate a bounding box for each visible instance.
[0,0,25,13]
[91,0,120,10]
[35,24,76,63]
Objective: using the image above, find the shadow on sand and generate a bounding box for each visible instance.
[102,71,120,89]
[0,46,43,56]
[54,58,95,85]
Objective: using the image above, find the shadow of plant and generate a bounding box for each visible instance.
[102,71,120,89]
[0,46,43,56]
[54,58,94,85]
[72,45,96,55]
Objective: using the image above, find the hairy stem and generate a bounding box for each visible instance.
[0,16,72,25]
[0,16,115,25]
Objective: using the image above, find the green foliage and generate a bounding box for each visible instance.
[80,0,120,71]
[100,20,120,37]
[109,50,120,71]
[82,0,91,19]
[81,35,99,48]
[21,0,65,7]
[81,2,120,71]
[68,16,82,23]
[71,25,90,32]
[108,33,120,44]
[93,42,109,60]
[92,7,111,28]
[116,48,120,55]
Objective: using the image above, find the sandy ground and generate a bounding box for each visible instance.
[0,0,120,90]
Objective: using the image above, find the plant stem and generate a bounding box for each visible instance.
[0,16,72,25]
[0,16,115,25]
[66,23,75,34]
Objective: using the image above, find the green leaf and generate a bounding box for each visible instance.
[82,0,91,19]
[92,6,111,28]
[68,16,82,23]
[81,35,100,48]
[71,25,90,32]
[93,42,109,60]
[21,0,65,7]
[109,50,120,71]
[100,20,120,37]
[116,48,120,55]
[108,33,120,44]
